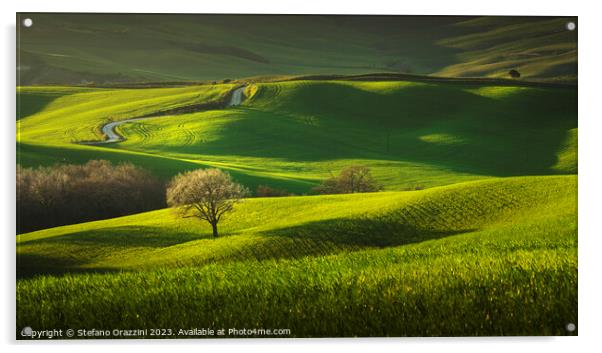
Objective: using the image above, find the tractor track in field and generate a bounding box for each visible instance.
[81,86,246,145]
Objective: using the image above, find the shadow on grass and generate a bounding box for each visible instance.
[17,142,315,194]
[17,92,66,120]
[20,226,205,248]
[263,212,474,249]
[17,226,206,278]
[17,217,472,278]
[16,253,121,279]
[191,84,576,178]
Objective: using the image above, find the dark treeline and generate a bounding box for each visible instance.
[17,160,165,234]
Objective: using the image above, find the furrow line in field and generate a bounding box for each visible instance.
[81,86,246,145]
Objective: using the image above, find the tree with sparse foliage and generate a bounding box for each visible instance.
[166,168,248,237]
[313,165,382,194]
[338,165,382,193]
[311,175,340,195]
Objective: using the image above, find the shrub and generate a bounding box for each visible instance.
[402,185,425,191]
[311,177,341,195]
[256,185,291,197]
[313,166,383,195]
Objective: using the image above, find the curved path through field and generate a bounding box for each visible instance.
[92,86,246,144]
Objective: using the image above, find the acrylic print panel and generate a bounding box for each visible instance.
[16,13,578,339]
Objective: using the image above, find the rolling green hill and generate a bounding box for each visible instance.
[17,79,577,194]
[17,14,577,85]
[435,17,578,82]
[17,175,576,274]
[17,175,577,336]
[15,13,579,339]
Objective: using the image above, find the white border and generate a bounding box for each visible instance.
[4,0,585,15]
[2,1,601,352]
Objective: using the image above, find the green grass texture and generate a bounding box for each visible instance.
[18,80,577,193]
[17,15,576,84]
[17,175,577,336]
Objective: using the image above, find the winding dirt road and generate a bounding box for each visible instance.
[228,86,245,106]
[90,86,246,144]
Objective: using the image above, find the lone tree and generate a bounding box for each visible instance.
[313,165,382,194]
[167,168,248,237]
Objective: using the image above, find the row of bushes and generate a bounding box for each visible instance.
[17,160,165,233]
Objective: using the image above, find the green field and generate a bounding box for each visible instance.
[18,14,577,85]
[16,14,578,338]
[17,80,577,193]
[17,175,577,335]
[16,77,578,336]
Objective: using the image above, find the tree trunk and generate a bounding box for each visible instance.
[211,222,219,237]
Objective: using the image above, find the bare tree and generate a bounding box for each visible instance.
[166,168,248,237]
[312,165,382,194]
[337,165,381,193]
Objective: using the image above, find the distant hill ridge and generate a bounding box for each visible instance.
[17,14,577,85]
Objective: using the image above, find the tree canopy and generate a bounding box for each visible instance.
[166,168,248,237]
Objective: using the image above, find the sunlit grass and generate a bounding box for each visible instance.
[17,176,577,336]
[17,175,576,272]
[17,80,577,194]
[15,79,578,337]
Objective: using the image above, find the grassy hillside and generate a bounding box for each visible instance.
[17,175,576,274]
[17,175,577,336]
[15,13,578,339]
[16,84,311,191]
[436,17,577,82]
[17,14,577,85]
[17,84,233,143]
[17,80,577,194]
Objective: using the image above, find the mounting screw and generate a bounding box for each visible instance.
[566,22,576,31]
